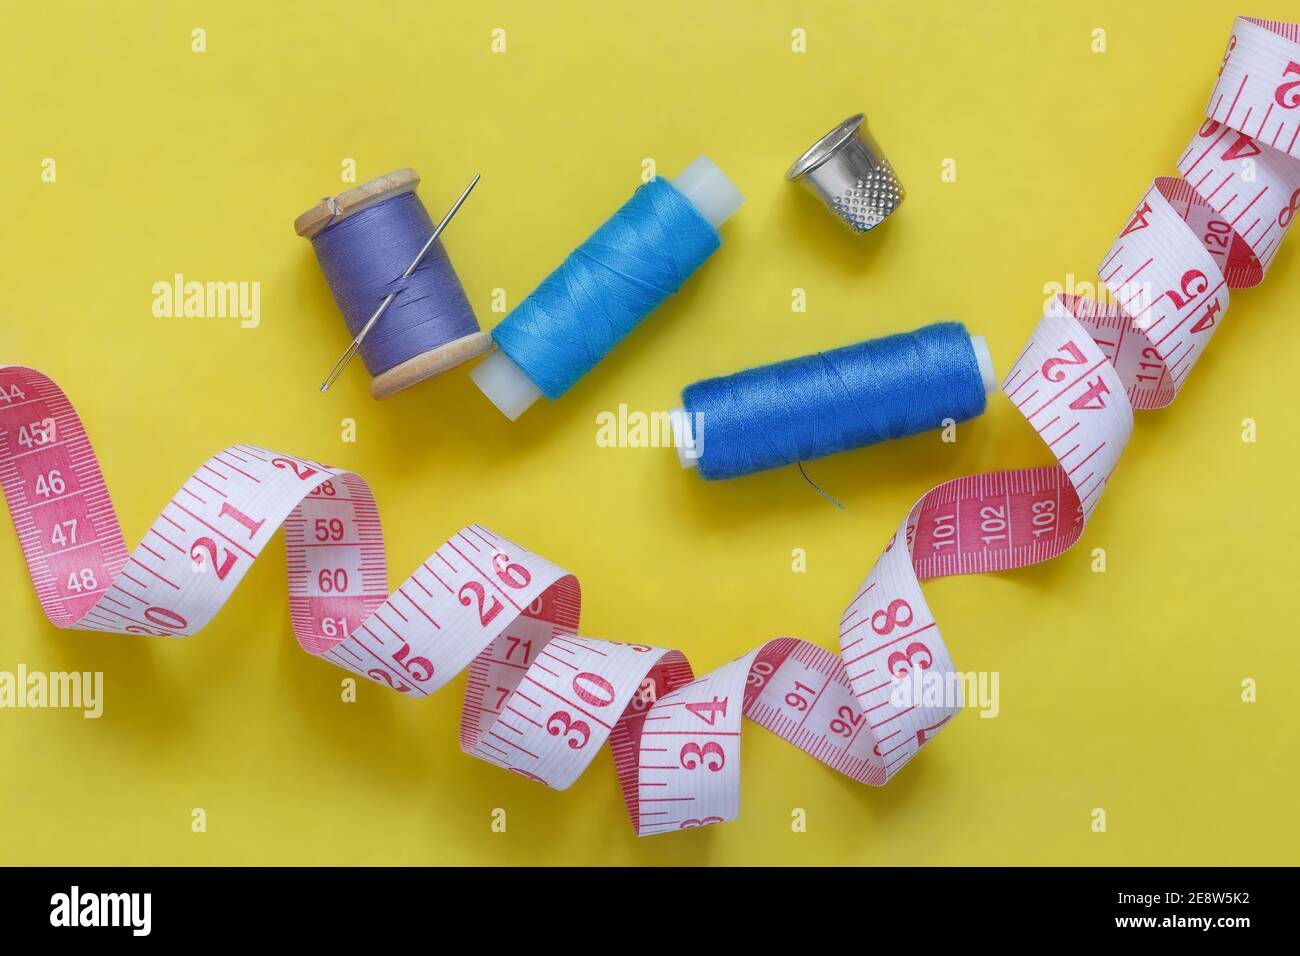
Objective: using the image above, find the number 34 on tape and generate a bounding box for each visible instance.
[2,15,1297,835]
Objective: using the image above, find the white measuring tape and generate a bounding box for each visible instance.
[2,16,1297,835]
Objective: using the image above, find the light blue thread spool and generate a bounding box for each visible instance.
[471,157,744,419]
[669,322,998,480]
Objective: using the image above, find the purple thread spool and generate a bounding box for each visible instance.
[295,169,492,399]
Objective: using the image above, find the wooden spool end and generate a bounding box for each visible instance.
[294,169,421,239]
[295,169,494,400]
[370,332,495,400]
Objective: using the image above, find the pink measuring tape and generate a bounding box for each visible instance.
[2,16,1297,835]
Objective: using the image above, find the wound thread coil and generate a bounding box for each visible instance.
[471,156,744,420]
[295,169,492,400]
[671,322,997,480]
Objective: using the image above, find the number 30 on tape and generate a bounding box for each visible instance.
[2,16,1297,835]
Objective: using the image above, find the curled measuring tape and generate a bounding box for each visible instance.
[0,366,880,833]
[2,16,1297,836]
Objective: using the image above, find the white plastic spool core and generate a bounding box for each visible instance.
[469,350,544,422]
[668,408,701,468]
[671,331,998,468]
[970,335,998,396]
[671,156,745,231]
[471,156,743,421]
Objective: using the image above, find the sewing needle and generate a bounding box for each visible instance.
[319,172,481,393]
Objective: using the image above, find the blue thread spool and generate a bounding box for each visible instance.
[668,322,998,480]
[295,169,492,399]
[470,157,744,419]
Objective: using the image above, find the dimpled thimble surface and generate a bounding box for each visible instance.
[787,113,904,235]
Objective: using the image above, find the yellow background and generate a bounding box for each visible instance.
[1,0,1296,866]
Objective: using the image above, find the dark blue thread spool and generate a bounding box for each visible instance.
[670,322,997,480]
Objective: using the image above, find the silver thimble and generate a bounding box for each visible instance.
[786,113,904,234]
